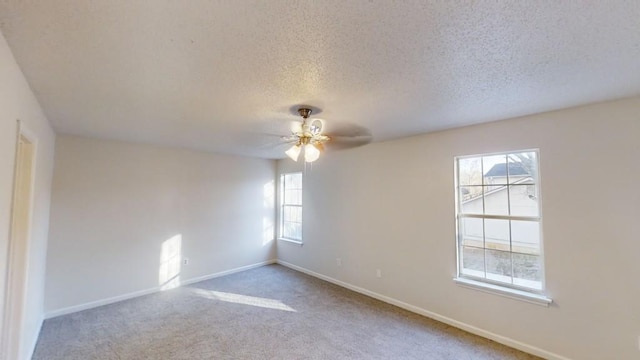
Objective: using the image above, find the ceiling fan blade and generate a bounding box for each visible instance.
[323,122,372,151]
[326,134,372,151]
[326,122,369,135]
[281,134,299,143]
[237,132,295,149]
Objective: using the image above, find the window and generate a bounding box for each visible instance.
[455,150,545,296]
[280,172,303,242]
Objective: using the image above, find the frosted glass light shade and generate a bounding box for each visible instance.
[285,144,301,161]
[304,144,320,163]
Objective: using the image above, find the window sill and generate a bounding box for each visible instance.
[278,238,303,246]
[453,277,552,307]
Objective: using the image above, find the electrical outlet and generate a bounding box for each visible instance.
[336,258,342,267]
[376,269,382,278]
[183,258,189,266]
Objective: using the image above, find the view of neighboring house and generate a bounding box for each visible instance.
[459,160,542,289]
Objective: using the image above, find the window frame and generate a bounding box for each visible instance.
[279,172,303,244]
[454,149,551,305]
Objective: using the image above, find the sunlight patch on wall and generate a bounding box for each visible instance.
[263,180,275,245]
[190,288,296,312]
[159,234,182,290]
[263,218,274,245]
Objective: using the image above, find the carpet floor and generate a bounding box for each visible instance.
[33,264,541,360]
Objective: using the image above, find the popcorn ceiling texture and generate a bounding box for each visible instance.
[32,265,541,359]
[0,1,638,158]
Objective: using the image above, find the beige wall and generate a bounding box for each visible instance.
[45,135,276,314]
[0,31,56,359]
[277,97,640,360]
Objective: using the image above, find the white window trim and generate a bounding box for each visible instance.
[454,149,551,304]
[453,277,552,306]
[278,238,304,246]
[279,172,303,243]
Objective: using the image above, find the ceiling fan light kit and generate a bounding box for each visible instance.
[304,143,320,162]
[284,107,330,163]
[285,144,302,161]
[285,141,322,163]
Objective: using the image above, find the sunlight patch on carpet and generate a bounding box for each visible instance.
[190,288,296,312]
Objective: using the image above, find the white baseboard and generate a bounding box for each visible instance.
[45,259,276,319]
[45,282,161,320]
[180,260,276,286]
[276,260,571,360]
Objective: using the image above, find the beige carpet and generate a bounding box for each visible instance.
[33,264,541,359]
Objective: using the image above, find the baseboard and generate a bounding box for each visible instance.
[45,259,276,319]
[44,282,161,320]
[179,260,276,287]
[276,260,571,360]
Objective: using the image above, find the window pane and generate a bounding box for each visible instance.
[292,173,302,188]
[284,222,301,240]
[284,174,294,187]
[292,206,302,222]
[485,249,512,283]
[509,185,538,216]
[460,187,483,214]
[283,206,301,223]
[281,173,302,241]
[459,185,482,203]
[285,189,302,205]
[483,155,508,185]
[511,220,540,255]
[459,217,483,247]
[283,221,301,240]
[484,219,510,251]
[294,223,302,239]
[458,157,483,186]
[507,152,536,184]
[283,221,294,238]
[483,185,509,216]
[460,246,484,277]
[513,253,542,290]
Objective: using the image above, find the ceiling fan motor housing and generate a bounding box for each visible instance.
[298,108,312,119]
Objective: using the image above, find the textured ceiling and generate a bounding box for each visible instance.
[1,1,639,158]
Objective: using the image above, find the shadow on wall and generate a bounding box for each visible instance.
[263,180,275,245]
[159,234,182,290]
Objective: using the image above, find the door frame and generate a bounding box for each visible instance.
[1,119,38,360]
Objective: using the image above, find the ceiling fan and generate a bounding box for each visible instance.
[280,107,372,163]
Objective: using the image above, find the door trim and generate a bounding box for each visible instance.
[1,119,38,360]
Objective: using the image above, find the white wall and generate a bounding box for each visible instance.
[45,135,276,314]
[0,31,56,359]
[277,97,640,360]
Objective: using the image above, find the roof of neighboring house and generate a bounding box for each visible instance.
[484,162,530,177]
[461,176,533,204]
